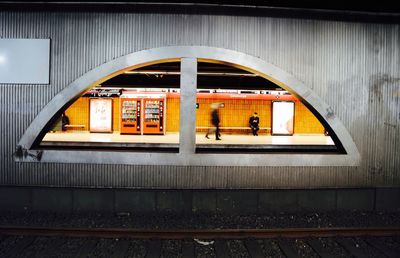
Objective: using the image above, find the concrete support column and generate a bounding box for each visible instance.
[179,58,197,154]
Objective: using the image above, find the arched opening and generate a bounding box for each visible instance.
[15,46,359,166]
[194,60,341,153]
[42,61,182,152]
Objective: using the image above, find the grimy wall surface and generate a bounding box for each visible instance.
[0,12,399,189]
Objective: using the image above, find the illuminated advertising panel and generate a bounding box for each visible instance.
[89,98,113,133]
[272,101,294,135]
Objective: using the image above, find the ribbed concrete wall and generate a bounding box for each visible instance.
[0,12,399,188]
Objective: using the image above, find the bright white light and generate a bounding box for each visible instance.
[272,101,295,134]
[0,54,6,64]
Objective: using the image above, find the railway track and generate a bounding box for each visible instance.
[0,226,399,257]
[1,226,400,239]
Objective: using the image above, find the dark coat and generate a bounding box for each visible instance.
[211,109,220,126]
[62,114,70,127]
[249,116,259,128]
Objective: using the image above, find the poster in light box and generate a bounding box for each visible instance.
[90,98,113,133]
[272,101,294,135]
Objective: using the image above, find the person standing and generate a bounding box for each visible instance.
[249,112,260,136]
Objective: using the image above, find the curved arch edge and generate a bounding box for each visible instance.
[16,45,361,167]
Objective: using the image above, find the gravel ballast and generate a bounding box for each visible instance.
[0,210,399,229]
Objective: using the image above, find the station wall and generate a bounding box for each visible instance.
[0,12,399,189]
[63,96,324,134]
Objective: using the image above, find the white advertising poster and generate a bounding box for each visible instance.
[272,101,294,135]
[90,98,113,132]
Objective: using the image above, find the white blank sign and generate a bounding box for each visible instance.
[272,101,294,135]
[0,39,50,84]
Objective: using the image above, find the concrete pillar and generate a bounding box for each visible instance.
[179,58,197,154]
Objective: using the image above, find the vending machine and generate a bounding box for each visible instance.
[143,97,165,135]
[120,97,141,134]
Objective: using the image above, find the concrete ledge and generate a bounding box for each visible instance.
[115,190,156,213]
[72,189,114,212]
[297,190,336,211]
[259,190,298,212]
[1,186,399,213]
[193,191,217,213]
[337,189,375,211]
[376,188,400,211]
[0,187,31,212]
[216,191,258,214]
[32,188,72,212]
[156,191,192,213]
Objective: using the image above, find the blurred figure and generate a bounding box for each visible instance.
[205,103,221,140]
[61,112,70,131]
[50,116,62,133]
[249,112,259,136]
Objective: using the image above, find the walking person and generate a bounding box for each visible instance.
[205,103,222,140]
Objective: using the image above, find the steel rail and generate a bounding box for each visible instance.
[0,227,399,239]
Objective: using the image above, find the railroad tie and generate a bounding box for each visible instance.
[214,240,230,258]
[307,238,336,258]
[145,239,162,258]
[181,241,195,258]
[110,239,131,258]
[75,239,98,258]
[277,239,301,258]
[244,239,265,258]
[1,236,36,257]
[0,234,6,246]
[33,237,64,258]
[365,238,399,258]
[336,238,366,258]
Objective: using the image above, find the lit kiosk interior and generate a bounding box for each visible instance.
[120,91,166,135]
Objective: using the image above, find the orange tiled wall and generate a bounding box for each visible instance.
[166,97,180,132]
[196,99,271,128]
[194,98,324,134]
[66,96,324,134]
[65,97,89,131]
[294,102,324,134]
[112,98,120,131]
[65,97,120,132]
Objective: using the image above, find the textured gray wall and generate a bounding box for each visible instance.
[0,12,399,188]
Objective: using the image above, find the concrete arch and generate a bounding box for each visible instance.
[16,46,360,166]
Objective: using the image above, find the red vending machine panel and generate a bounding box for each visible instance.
[120,98,141,134]
[143,98,165,135]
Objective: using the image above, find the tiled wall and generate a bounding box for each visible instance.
[196,99,272,128]
[65,97,120,132]
[65,97,324,134]
[166,97,180,132]
[113,98,120,131]
[195,98,324,134]
[64,97,89,131]
[295,102,325,134]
